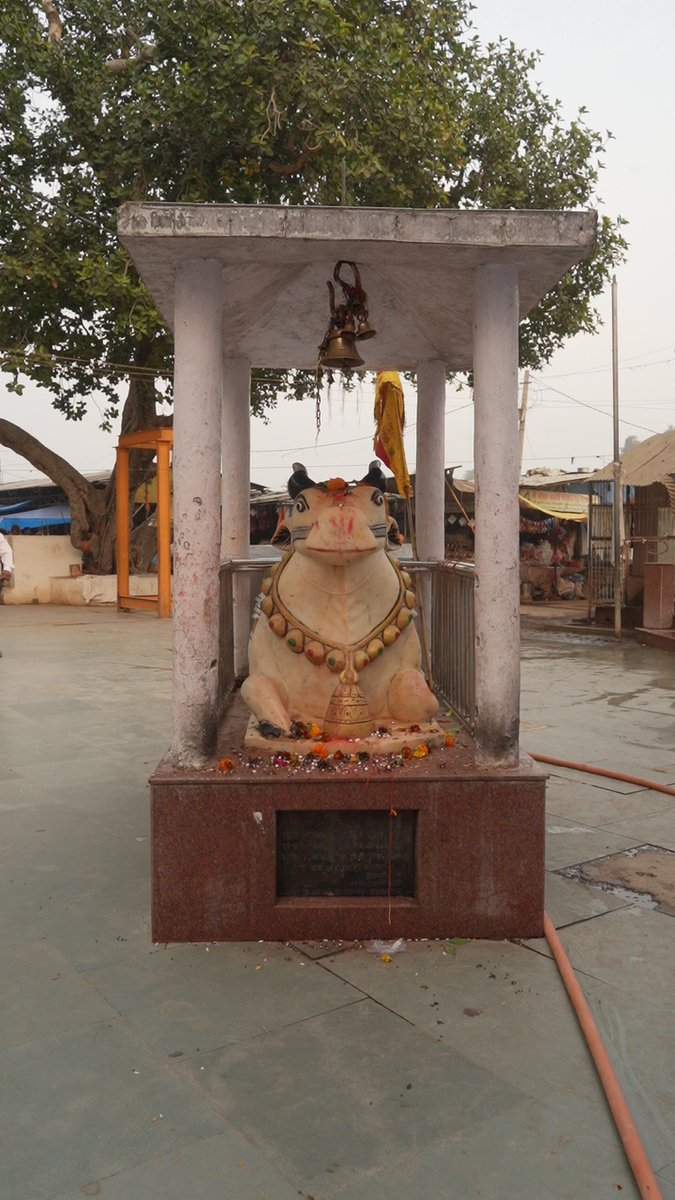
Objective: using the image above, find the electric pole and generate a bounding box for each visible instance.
[611,276,623,640]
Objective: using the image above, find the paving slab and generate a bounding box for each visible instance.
[602,808,675,852]
[544,870,631,927]
[333,1095,641,1200]
[545,774,674,826]
[0,939,118,1049]
[544,816,642,871]
[176,996,526,1196]
[0,1019,225,1200]
[524,905,675,1004]
[0,802,150,909]
[51,1131,303,1200]
[85,941,365,1056]
[319,940,619,1144]
[582,979,675,1172]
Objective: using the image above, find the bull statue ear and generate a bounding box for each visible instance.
[288,462,317,499]
[271,518,291,548]
[361,460,388,492]
[387,515,404,546]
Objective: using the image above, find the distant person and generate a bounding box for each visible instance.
[0,530,14,656]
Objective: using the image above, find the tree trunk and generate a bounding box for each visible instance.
[0,416,108,562]
[0,369,170,574]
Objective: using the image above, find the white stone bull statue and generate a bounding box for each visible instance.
[241,466,438,739]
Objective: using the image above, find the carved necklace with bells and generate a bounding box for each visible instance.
[258,551,418,678]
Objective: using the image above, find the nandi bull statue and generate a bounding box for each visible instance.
[241,464,439,741]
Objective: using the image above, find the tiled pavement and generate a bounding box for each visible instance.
[1,606,674,1199]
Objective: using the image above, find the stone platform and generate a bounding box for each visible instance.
[150,695,547,943]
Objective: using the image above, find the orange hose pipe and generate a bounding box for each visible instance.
[544,913,664,1199]
[531,754,675,798]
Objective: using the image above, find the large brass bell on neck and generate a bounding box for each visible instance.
[319,329,365,371]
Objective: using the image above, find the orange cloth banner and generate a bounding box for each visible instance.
[373,371,412,498]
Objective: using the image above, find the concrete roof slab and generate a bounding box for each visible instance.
[118,204,597,370]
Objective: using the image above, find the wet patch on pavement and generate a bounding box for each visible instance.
[558,844,675,916]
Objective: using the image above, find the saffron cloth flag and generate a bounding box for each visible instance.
[373,371,412,497]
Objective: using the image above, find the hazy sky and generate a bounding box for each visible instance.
[1,0,673,491]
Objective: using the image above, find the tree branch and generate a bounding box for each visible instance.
[267,144,322,176]
[105,44,156,73]
[0,417,105,543]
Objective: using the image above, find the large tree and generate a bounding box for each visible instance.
[0,0,626,571]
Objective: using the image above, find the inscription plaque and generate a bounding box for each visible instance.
[276,809,417,897]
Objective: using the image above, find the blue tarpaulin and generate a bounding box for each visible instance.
[0,500,35,516]
[0,505,70,531]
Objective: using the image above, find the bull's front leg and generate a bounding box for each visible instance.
[240,674,292,734]
[388,668,438,722]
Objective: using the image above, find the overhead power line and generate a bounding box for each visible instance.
[530,376,658,435]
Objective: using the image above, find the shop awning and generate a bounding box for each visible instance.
[519,489,588,522]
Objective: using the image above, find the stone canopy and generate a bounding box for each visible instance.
[117,204,597,372]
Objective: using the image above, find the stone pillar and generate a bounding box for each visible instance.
[171,259,223,765]
[415,361,446,560]
[415,361,446,662]
[473,263,520,767]
[221,357,252,674]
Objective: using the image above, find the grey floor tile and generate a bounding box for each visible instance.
[19,876,153,972]
[601,807,675,851]
[584,979,675,1172]
[661,1160,675,1187]
[545,870,631,927]
[85,941,365,1055]
[177,998,525,1196]
[51,1131,302,1200]
[545,775,674,827]
[0,940,117,1049]
[321,940,613,1138]
[547,766,653,796]
[333,1096,640,1200]
[528,905,675,1004]
[0,1019,225,1200]
[0,803,149,905]
[545,816,642,870]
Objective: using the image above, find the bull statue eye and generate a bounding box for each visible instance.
[295,495,308,514]
[371,490,384,506]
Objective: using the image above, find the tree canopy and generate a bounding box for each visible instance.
[0,0,627,569]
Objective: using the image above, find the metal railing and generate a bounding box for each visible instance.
[218,556,476,729]
[430,560,476,728]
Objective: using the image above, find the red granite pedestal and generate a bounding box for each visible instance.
[150,697,546,943]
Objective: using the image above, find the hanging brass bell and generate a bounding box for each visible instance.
[319,329,365,371]
[356,314,377,340]
[339,312,357,335]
